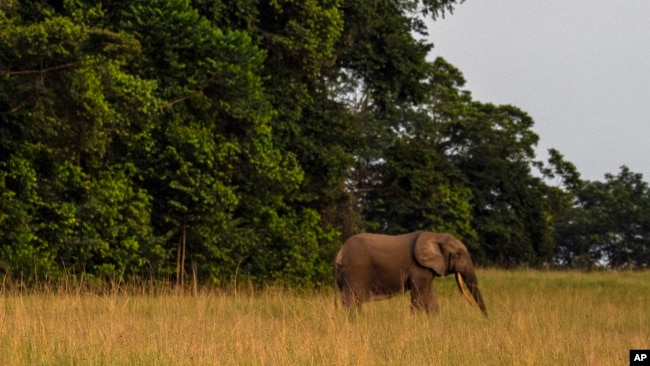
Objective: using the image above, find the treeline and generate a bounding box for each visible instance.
[1,0,648,286]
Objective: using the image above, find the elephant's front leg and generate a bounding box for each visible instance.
[409,278,438,314]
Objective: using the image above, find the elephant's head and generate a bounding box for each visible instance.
[414,232,488,316]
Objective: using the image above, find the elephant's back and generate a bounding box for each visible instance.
[341,232,417,262]
[346,232,418,249]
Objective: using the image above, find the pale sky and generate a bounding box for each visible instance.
[427,0,650,182]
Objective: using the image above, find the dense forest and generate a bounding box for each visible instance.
[1,0,649,286]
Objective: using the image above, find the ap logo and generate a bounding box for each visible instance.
[631,350,650,365]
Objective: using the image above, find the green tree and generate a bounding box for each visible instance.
[555,166,650,269]
[355,78,476,244]
[0,6,164,279]
[377,58,555,266]
[3,0,598,284]
[114,0,323,284]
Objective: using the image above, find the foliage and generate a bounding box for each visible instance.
[554,166,650,269]
[0,9,163,280]
[356,58,553,265]
[1,0,647,286]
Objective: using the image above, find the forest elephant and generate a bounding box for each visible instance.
[334,231,487,317]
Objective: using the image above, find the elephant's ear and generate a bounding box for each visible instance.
[414,232,446,276]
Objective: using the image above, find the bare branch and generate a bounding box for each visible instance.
[7,62,77,76]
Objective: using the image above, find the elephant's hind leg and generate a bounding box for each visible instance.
[341,284,365,311]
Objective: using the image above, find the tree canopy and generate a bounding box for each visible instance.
[1,0,648,286]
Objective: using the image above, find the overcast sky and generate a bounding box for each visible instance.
[426,0,650,182]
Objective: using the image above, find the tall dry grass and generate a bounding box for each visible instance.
[1,269,648,365]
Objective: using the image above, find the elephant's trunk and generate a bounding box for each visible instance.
[456,270,488,317]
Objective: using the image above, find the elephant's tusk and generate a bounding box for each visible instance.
[456,273,474,306]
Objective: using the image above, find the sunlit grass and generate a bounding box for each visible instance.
[1,269,648,365]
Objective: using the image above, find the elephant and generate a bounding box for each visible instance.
[334,231,487,317]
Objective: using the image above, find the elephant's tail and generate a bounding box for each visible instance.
[333,249,345,290]
[333,250,344,308]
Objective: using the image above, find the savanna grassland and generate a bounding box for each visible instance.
[1,269,648,365]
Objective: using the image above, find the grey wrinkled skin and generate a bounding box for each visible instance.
[334,231,487,317]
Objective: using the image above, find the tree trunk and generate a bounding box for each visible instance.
[176,222,187,288]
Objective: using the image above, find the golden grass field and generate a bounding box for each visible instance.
[1,269,648,365]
